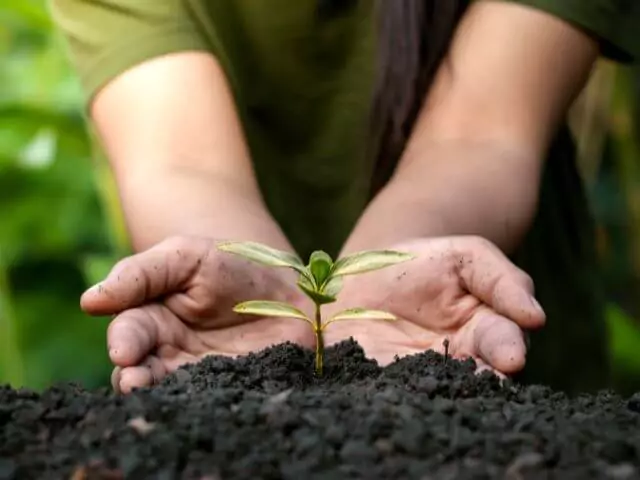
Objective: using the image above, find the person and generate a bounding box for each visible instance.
[50,0,638,394]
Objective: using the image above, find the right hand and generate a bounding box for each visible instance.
[81,236,314,394]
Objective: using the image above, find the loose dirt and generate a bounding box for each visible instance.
[2,340,640,479]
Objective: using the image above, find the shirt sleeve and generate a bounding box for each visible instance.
[48,0,213,104]
[503,0,639,62]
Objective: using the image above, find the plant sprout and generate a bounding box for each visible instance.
[216,240,415,375]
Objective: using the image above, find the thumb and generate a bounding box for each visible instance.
[81,236,211,315]
[472,310,527,374]
[455,237,546,330]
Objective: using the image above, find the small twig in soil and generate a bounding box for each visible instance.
[443,338,450,366]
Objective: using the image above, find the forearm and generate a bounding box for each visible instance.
[88,51,293,253]
[115,164,293,252]
[341,139,541,255]
[343,1,597,256]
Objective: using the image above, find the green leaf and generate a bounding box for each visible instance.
[233,300,311,323]
[328,308,397,322]
[298,272,316,291]
[217,240,305,272]
[322,276,343,298]
[308,250,333,285]
[331,250,415,277]
[297,278,337,305]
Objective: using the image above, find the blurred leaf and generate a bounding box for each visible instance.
[607,303,640,373]
[0,0,114,390]
[7,258,111,389]
[0,251,24,387]
[81,254,118,287]
[0,1,53,31]
[18,126,57,168]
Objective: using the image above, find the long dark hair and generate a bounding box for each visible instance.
[368,0,470,195]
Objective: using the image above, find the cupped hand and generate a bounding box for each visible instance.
[323,236,546,376]
[81,236,313,393]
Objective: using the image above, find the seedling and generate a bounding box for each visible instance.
[216,240,415,376]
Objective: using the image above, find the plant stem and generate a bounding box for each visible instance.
[314,303,324,376]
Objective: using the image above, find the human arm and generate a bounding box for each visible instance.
[341,0,601,255]
[90,51,293,252]
[50,0,314,392]
[50,0,293,253]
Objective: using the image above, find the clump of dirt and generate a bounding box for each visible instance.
[1,339,640,479]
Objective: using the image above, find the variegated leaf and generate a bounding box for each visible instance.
[322,276,343,297]
[331,250,415,277]
[327,307,397,323]
[233,300,311,323]
[217,240,305,272]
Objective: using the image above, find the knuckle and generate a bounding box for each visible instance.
[519,272,534,292]
[162,235,193,253]
[468,235,495,252]
[161,235,212,255]
[450,235,495,261]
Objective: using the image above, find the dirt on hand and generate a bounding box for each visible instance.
[1,339,640,479]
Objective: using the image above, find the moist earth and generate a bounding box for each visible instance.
[1,339,640,480]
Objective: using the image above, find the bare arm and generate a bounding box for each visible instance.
[91,51,293,252]
[341,0,599,255]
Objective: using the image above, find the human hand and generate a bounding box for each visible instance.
[323,236,546,376]
[81,236,313,393]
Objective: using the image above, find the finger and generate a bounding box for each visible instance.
[474,360,507,381]
[454,236,546,330]
[106,307,161,367]
[81,236,212,315]
[471,310,527,375]
[118,356,168,394]
[118,366,153,394]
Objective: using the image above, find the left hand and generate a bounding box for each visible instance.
[323,236,546,376]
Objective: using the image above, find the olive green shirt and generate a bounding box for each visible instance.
[50,0,639,392]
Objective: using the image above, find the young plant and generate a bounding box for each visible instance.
[216,240,415,375]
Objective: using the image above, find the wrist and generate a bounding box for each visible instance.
[341,139,540,255]
[118,165,293,252]
[339,181,446,255]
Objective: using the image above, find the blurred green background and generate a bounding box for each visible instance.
[1,1,640,393]
[0,0,126,390]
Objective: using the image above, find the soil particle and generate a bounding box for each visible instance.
[2,339,640,479]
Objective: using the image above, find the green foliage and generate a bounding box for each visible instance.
[0,0,122,389]
[219,241,414,375]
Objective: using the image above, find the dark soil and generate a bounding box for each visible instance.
[2,339,640,480]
